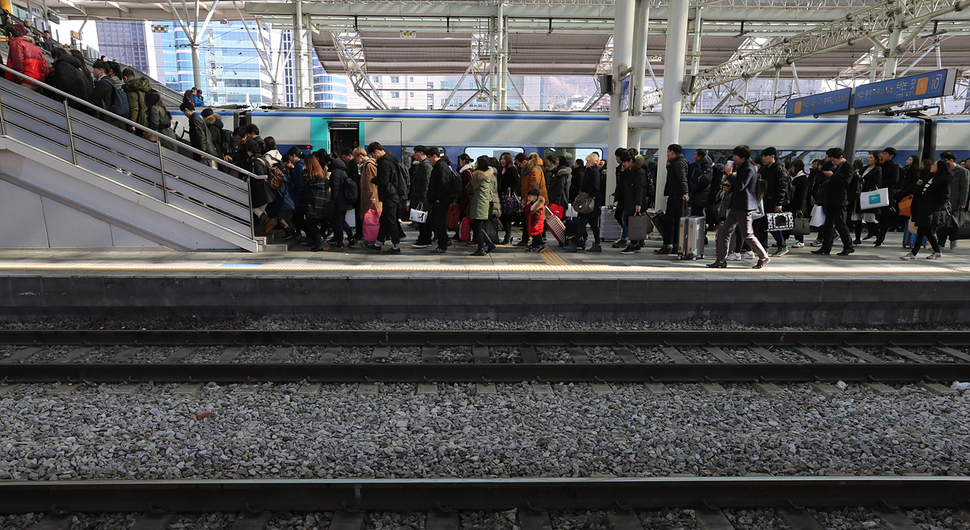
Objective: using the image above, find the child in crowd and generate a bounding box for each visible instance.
[526,188,546,252]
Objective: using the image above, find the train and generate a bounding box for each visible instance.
[176,108,970,171]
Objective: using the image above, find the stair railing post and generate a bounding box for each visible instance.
[0,88,6,136]
[157,139,170,203]
[63,100,78,165]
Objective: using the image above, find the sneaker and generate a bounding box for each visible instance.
[384,247,401,255]
[411,242,430,249]
[740,251,755,260]
[900,253,916,260]
[792,241,805,249]
[809,238,824,247]
[620,245,638,255]
[432,248,447,254]
[485,243,496,254]
[587,244,602,253]
[926,251,943,260]
[772,247,789,257]
[364,243,382,253]
[726,252,742,261]
[950,241,958,250]
[611,239,628,248]
[471,249,486,256]
[535,244,547,253]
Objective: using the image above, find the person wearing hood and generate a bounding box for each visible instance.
[363,142,402,254]
[515,152,549,246]
[46,48,89,107]
[200,108,228,164]
[548,156,571,207]
[328,153,356,248]
[466,156,498,256]
[121,68,151,131]
[4,26,49,89]
[145,90,177,149]
[688,149,713,221]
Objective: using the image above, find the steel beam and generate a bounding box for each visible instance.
[655,0,689,209]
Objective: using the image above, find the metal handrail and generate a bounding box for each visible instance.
[0,61,259,242]
[0,62,259,180]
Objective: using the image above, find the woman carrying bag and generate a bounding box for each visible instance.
[902,160,950,260]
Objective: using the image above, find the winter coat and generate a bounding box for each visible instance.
[911,173,951,228]
[273,168,296,213]
[249,156,272,207]
[204,114,227,160]
[300,176,329,219]
[548,165,571,206]
[328,157,352,212]
[788,170,810,214]
[498,165,519,196]
[823,161,854,211]
[520,162,549,205]
[147,104,177,145]
[664,154,689,198]
[487,167,501,217]
[458,163,474,215]
[89,75,115,113]
[188,112,216,162]
[569,163,585,202]
[850,165,882,214]
[762,161,791,209]
[881,161,900,193]
[727,160,760,212]
[5,35,49,84]
[410,158,432,205]
[359,157,382,213]
[428,158,458,205]
[373,151,401,205]
[46,54,89,105]
[949,165,969,213]
[579,165,603,216]
[527,196,546,236]
[687,155,713,211]
[620,163,646,216]
[466,167,494,221]
[124,77,151,127]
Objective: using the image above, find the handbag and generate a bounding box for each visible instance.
[572,192,595,215]
[363,208,381,243]
[628,213,649,241]
[484,217,502,244]
[792,214,811,236]
[898,195,913,217]
[565,203,579,219]
[409,204,428,224]
[500,190,522,215]
[949,211,970,240]
[809,204,826,227]
[767,211,794,232]
[860,187,889,210]
[344,209,356,229]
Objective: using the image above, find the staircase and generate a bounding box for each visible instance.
[0,65,268,252]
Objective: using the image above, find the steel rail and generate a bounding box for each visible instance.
[2,362,969,384]
[0,476,968,513]
[1,329,968,347]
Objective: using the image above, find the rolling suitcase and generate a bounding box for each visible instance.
[600,206,622,241]
[678,216,706,260]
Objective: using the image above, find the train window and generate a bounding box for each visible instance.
[465,147,524,160]
[540,148,603,165]
[402,146,447,167]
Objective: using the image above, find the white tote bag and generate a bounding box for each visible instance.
[409,206,428,224]
[809,204,826,227]
[860,187,890,210]
[344,209,356,228]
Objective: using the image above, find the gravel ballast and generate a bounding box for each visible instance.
[1,382,967,482]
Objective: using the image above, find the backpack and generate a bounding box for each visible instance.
[447,165,462,201]
[395,162,410,199]
[341,173,359,205]
[267,163,285,190]
[108,80,129,117]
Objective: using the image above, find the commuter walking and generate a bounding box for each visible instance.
[327,154,356,248]
[121,68,150,131]
[467,156,497,256]
[707,145,770,269]
[611,148,630,248]
[657,144,689,254]
[4,26,48,89]
[850,152,883,245]
[788,160,810,248]
[939,151,968,250]
[364,142,402,254]
[688,148,712,226]
[760,147,791,256]
[813,147,855,256]
[46,48,88,107]
[564,152,604,253]
[874,147,901,239]
[498,152,520,244]
[902,160,951,260]
[300,153,330,251]
[409,145,434,248]
[181,102,216,167]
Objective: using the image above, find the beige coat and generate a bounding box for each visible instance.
[359,157,382,215]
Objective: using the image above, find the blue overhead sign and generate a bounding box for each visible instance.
[785,88,852,118]
[854,68,955,108]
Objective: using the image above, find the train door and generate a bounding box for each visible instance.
[329,122,361,155]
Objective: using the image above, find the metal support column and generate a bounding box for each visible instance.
[844,113,859,166]
[771,65,781,113]
[655,0,689,209]
[294,1,305,107]
[882,25,902,80]
[631,0,650,149]
[489,18,497,110]
[498,2,507,110]
[687,6,703,111]
[607,0,635,192]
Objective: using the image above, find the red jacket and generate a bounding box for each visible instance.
[527,197,546,237]
[5,36,50,85]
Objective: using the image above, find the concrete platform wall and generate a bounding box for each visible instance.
[1,275,967,325]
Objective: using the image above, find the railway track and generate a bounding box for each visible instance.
[3,477,969,529]
[1,330,969,385]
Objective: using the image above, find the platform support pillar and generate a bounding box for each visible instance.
[654,0,689,209]
[607,0,635,193]
[630,0,650,149]
[844,113,859,166]
[190,42,202,92]
[497,2,508,110]
[294,1,306,107]
[882,25,902,80]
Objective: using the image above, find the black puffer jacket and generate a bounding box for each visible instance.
[762,161,791,209]
[373,151,400,205]
[620,163,647,215]
[328,157,353,212]
[548,165,571,206]
[688,155,712,211]
[910,173,950,228]
[664,154,689,198]
[47,54,89,105]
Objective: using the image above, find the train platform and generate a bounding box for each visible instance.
[0,235,967,325]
